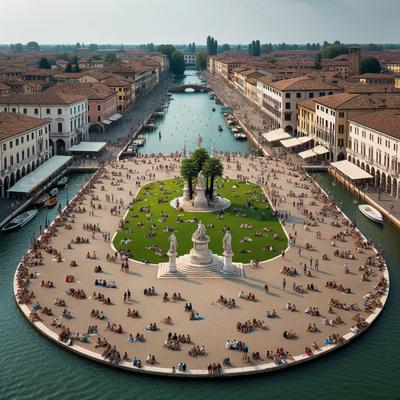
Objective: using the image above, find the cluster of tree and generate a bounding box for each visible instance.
[65,55,80,72]
[188,42,196,53]
[275,43,299,51]
[248,40,260,56]
[180,148,224,201]
[361,57,381,73]
[104,53,119,64]
[206,36,218,55]
[156,45,185,75]
[38,57,52,69]
[138,43,155,52]
[220,43,230,53]
[320,41,348,58]
[305,43,321,50]
[196,51,208,70]
[261,43,273,53]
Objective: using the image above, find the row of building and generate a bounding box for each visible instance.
[0,51,169,197]
[208,48,400,198]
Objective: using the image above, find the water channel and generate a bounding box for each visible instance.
[0,71,399,399]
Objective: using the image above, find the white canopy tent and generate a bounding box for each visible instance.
[313,145,330,155]
[108,113,122,122]
[262,128,292,143]
[68,142,107,154]
[299,149,317,159]
[280,136,312,148]
[331,160,373,180]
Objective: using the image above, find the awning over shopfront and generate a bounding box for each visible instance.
[101,119,112,125]
[330,160,373,180]
[68,141,107,154]
[8,156,72,195]
[108,113,122,122]
[313,145,329,155]
[262,128,292,143]
[280,136,312,148]
[299,149,317,159]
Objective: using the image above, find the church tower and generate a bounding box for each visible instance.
[348,45,361,77]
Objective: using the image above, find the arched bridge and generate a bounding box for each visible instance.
[171,84,211,93]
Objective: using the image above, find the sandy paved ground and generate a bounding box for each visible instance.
[15,154,386,371]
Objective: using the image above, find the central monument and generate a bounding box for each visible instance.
[189,221,213,265]
[158,223,244,278]
[192,171,209,209]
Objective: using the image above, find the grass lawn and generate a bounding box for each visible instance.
[114,178,287,264]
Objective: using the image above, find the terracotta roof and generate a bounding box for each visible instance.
[51,82,116,100]
[349,110,400,139]
[0,82,10,91]
[268,76,341,91]
[297,99,316,111]
[0,89,87,105]
[316,92,400,110]
[354,73,395,79]
[0,112,49,140]
[101,76,131,87]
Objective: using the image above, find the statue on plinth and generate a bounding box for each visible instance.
[222,230,234,273]
[195,133,203,149]
[169,231,177,253]
[192,221,208,242]
[196,170,205,188]
[223,230,233,254]
[167,231,177,273]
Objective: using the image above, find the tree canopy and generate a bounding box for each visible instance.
[26,41,40,51]
[206,36,218,55]
[196,51,208,70]
[361,57,382,74]
[38,57,51,69]
[104,53,119,64]
[170,51,185,75]
[156,44,176,59]
[320,41,348,58]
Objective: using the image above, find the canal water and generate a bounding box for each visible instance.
[0,73,399,399]
[138,70,256,155]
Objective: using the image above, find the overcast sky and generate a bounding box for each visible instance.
[1,0,398,45]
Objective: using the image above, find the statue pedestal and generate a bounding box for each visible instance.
[223,251,235,273]
[189,238,213,265]
[193,186,208,208]
[167,251,177,273]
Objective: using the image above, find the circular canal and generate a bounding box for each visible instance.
[0,71,399,399]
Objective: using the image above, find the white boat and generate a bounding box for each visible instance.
[56,176,68,187]
[358,204,384,224]
[234,133,247,140]
[49,188,59,197]
[2,209,38,232]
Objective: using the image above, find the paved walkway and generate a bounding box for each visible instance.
[15,154,387,374]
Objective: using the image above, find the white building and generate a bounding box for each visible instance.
[183,53,196,65]
[348,110,400,198]
[257,76,342,134]
[0,88,89,155]
[0,112,51,196]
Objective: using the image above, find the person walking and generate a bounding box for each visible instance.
[282,278,286,291]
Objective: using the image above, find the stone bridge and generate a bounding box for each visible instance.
[171,84,211,93]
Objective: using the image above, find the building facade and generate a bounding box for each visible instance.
[0,112,51,196]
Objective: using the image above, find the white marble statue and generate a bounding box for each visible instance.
[197,170,205,187]
[169,231,177,253]
[192,221,207,241]
[195,133,203,149]
[223,230,233,254]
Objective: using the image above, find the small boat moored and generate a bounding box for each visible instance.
[45,197,58,208]
[49,188,59,198]
[36,193,50,206]
[358,204,384,224]
[2,209,38,232]
[56,176,68,187]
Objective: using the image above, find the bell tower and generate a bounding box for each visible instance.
[348,45,361,77]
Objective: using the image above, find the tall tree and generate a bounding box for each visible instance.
[38,57,51,69]
[361,57,381,73]
[65,63,73,73]
[196,51,208,70]
[192,42,196,53]
[320,42,348,58]
[156,44,176,59]
[203,157,224,199]
[255,40,260,56]
[191,148,209,174]
[221,43,230,53]
[180,158,197,199]
[170,51,185,75]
